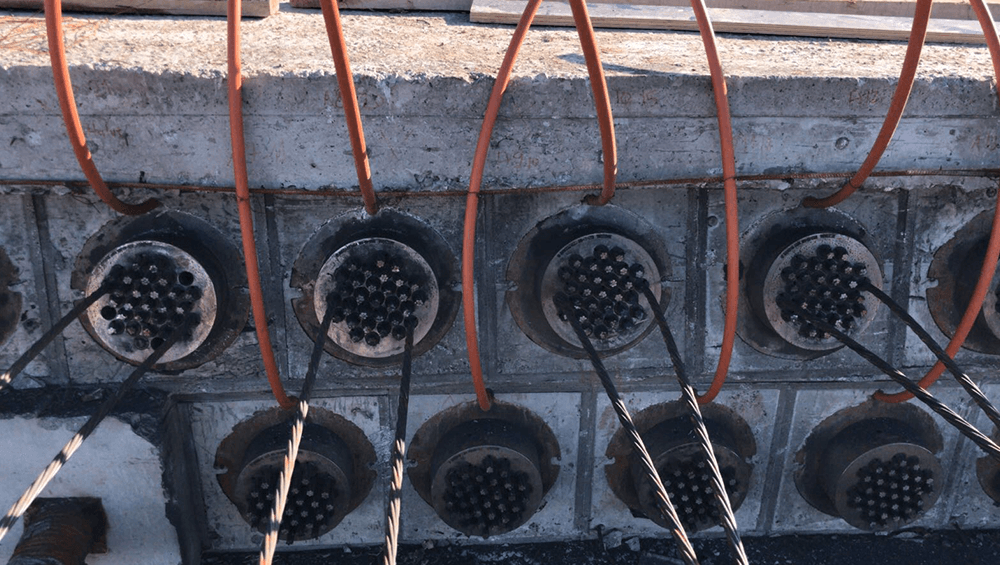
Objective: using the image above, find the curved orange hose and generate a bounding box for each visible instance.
[228,0,295,410]
[464,0,543,412]
[43,0,160,216]
[462,0,618,411]
[802,0,933,209]
[317,0,378,216]
[688,0,738,405]
[876,0,1000,403]
[569,0,618,206]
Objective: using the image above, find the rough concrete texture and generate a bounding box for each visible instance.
[0,194,52,385]
[0,416,180,565]
[590,387,781,537]
[187,396,386,550]
[3,5,1000,562]
[2,11,1000,191]
[769,385,984,534]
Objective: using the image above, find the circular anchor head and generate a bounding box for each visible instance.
[233,422,356,543]
[817,418,943,531]
[629,419,752,533]
[828,443,941,531]
[762,232,882,351]
[85,240,216,364]
[314,237,439,359]
[540,232,661,352]
[428,419,545,538]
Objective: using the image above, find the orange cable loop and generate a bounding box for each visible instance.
[43,0,160,216]
[802,0,933,209]
[875,0,1000,403]
[462,0,618,412]
[689,0,738,405]
[228,0,296,410]
[317,0,378,216]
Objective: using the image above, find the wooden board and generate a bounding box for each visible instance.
[583,0,1000,21]
[471,0,990,43]
[0,0,278,17]
[290,0,471,10]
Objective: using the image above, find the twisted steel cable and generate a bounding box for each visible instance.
[381,327,414,565]
[0,314,193,543]
[1,283,109,392]
[641,285,748,565]
[258,304,334,565]
[554,295,700,565]
[791,305,1000,463]
[863,283,1000,430]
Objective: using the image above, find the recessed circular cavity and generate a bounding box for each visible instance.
[428,419,544,538]
[313,237,438,359]
[233,422,355,542]
[85,240,216,364]
[633,442,749,533]
[540,232,661,352]
[762,232,882,351]
[832,443,940,531]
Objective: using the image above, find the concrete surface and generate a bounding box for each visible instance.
[3,11,1000,191]
[3,5,1000,564]
[0,416,180,565]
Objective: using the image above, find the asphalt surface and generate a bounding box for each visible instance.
[202,528,1000,565]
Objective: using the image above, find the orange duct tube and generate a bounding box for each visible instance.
[462,0,618,411]
[317,0,379,216]
[228,0,296,410]
[44,0,160,216]
[688,0,739,405]
[802,0,933,209]
[876,0,1000,403]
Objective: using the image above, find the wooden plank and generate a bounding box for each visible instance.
[471,0,989,43]
[0,0,277,17]
[289,0,471,10]
[586,0,1000,21]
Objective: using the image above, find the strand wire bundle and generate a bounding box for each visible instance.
[381,328,414,565]
[554,294,700,565]
[258,305,335,565]
[641,284,749,565]
[0,313,194,543]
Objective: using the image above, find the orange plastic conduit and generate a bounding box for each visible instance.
[228,0,295,410]
[802,0,933,209]
[569,0,618,206]
[43,0,160,216]
[876,0,1000,403]
[317,0,378,216]
[462,0,618,411]
[689,0,738,405]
